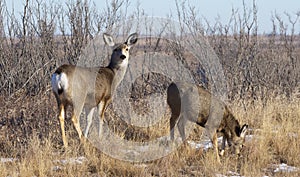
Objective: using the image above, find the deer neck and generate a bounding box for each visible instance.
[227,114,240,137]
[108,58,129,92]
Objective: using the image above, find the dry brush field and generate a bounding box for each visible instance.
[0,0,300,176]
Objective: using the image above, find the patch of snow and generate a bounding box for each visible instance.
[0,158,17,163]
[188,140,212,150]
[273,163,299,173]
[51,157,87,172]
[55,156,87,165]
[227,171,243,177]
[216,174,225,177]
[216,171,244,177]
[188,134,254,151]
[52,165,63,171]
[288,132,298,138]
[187,137,223,151]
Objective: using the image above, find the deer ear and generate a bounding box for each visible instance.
[240,124,248,138]
[103,33,115,47]
[126,33,138,46]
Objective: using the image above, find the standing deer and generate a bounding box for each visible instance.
[51,33,138,148]
[167,82,248,162]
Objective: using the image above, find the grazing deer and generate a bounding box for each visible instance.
[51,33,138,148]
[167,82,248,162]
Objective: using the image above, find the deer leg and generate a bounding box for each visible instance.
[71,103,84,141]
[212,133,221,163]
[97,101,105,137]
[206,127,221,162]
[84,107,95,138]
[170,112,179,141]
[58,104,68,148]
[98,98,111,137]
[177,115,187,141]
[220,135,226,156]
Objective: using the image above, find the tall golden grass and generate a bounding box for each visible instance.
[1,94,299,176]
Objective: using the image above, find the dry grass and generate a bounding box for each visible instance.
[231,96,300,176]
[0,0,299,176]
[0,92,299,176]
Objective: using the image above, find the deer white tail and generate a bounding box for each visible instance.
[51,72,69,95]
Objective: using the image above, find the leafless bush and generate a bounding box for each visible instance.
[0,0,300,165]
[173,0,300,109]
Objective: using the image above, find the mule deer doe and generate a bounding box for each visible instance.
[51,33,138,148]
[167,82,248,162]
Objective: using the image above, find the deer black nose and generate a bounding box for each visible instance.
[120,55,126,59]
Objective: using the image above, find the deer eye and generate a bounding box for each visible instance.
[126,48,129,51]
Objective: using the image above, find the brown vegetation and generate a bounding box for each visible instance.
[0,0,299,176]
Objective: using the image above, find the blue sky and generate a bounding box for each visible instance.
[6,0,300,34]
